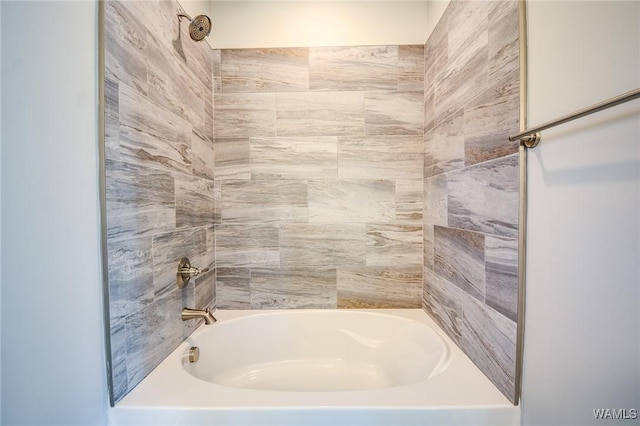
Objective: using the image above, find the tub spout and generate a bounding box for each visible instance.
[182,307,217,325]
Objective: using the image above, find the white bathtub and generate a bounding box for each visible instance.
[109,309,519,426]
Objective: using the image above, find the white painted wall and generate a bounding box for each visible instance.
[1,1,108,424]
[425,0,448,42]
[522,1,640,425]
[208,1,430,49]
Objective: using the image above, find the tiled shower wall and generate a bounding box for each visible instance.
[104,0,216,402]
[422,0,521,403]
[213,46,426,309]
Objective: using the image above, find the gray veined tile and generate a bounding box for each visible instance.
[434,226,485,301]
[175,175,216,228]
[215,267,251,309]
[460,295,517,403]
[104,0,148,96]
[280,223,366,267]
[105,76,120,161]
[105,160,175,240]
[213,181,222,223]
[214,93,277,138]
[464,68,520,166]
[251,136,338,180]
[221,180,308,224]
[364,91,424,136]
[447,153,519,238]
[215,225,280,267]
[446,0,489,62]
[424,9,448,88]
[338,267,422,308]
[204,91,214,143]
[109,318,128,402]
[424,174,448,227]
[250,268,337,309]
[424,83,436,133]
[276,91,365,137]
[423,266,464,344]
[485,235,518,322]
[195,268,216,310]
[308,180,395,223]
[107,236,154,320]
[423,224,434,269]
[488,0,520,87]
[309,46,398,91]
[396,179,423,224]
[212,49,222,94]
[190,131,215,181]
[424,109,464,178]
[338,136,423,179]
[398,45,425,92]
[151,227,208,297]
[214,138,251,180]
[221,48,310,92]
[118,83,192,175]
[366,223,423,267]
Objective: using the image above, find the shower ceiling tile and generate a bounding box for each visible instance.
[214,93,277,138]
[250,268,337,309]
[364,91,424,136]
[309,46,398,91]
[221,48,310,93]
[337,267,422,308]
[308,180,395,223]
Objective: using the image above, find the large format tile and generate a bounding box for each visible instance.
[309,46,398,91]
[251,136,338,180]
[215,225,280,267]
[221,180,308,223]
[488,0,520,87]
[424,110,464,178]
[338,267,422,308]
[190,132,215,181]
[251,268,337,309]
[214,93,277,138]
[308,180,395,223]
[280,223,366,267]
[195,269,216,310]
[485,235,518,321]
[338,136,423,179]
[423,266,464,344]
[434,226,485,301]
[447,154,519,238]
[396,179,423,224]
[175,175,216,228]
[215,268,251,309]
[221,48,309,92]
[105,76,120,160]
[423,174,448,227]
[214,138,251,180]
[364,91,424,135]
[110,318,128,401]
[398,45,425,92]
[276,91,365,136]
[366,223,423,266]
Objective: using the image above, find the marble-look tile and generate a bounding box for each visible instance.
[366,223,422,267]
[105,76,120,160]
[338,136,423,179]
[191,131,215,181]
[195,268,216,310]
[276,91,365,136]
[447,154,519,238]
[422,266,463,344]
[423,224,434,269]
[364,91,424,135]
[215,225,280,267]
[214,93,277,138]
[110,318,128,402]
[107,236,154,320]
[434,226,485,301]
[460,296,517,403]
[178,15,214,93]
[118,83,192,175]
[464,68,520,166]
[175,175,216,228]
[213,181,222,223]
[424,110,464,178]
[446,0,489,61]
[338,267,422,308]
[485,235,518,322]
[221,48,309,92]
[215,268,251,309]
[125,287,193,389]
[151,227,208,297]
[214,138,251,180]
[424,5,448,86]
[398,45,425,92]
[105,160,175,240]
[251,136,338,180]
[309,46,398,91]
[396,179,423,224]
[488,0,520,87]
[424,84,436,133]
[250,268,337,309]
[423,174,448,227]
[104,0,148,96]
[308,180,395,223]
[280,223,366,267]
[204,91,214,143]
[213,49,222,94]
[221,180,308,223]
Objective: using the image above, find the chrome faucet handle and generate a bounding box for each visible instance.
[177,257,210,289]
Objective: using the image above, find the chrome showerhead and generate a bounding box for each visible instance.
[177,13,212,42]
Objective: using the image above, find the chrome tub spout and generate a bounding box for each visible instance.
[182,307,217,325]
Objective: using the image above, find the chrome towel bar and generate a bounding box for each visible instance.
[510,87,640,148]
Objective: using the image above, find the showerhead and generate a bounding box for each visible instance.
[177,13,212,42]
